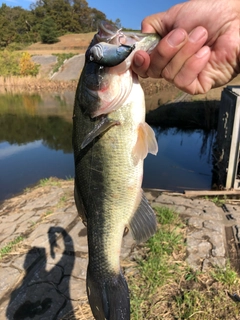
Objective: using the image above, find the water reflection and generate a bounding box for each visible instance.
[0,92,75,200]
[0,92,215,201]
[143,127,215,191]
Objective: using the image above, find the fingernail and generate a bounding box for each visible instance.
[189,26,207,43]
[195,46,209,58]
[134,53,145,67]
[167,29,186,47]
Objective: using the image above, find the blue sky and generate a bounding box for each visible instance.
[0,0,181,30]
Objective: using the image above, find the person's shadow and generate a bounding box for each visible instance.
[6,227,76,320]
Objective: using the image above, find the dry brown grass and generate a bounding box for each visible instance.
[0,76,77,93]
[25,32,95,55]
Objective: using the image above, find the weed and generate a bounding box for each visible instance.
[60,195,67,202]
[39,178,50,186]
[39,177,60,187]
[52,53,76,73]
[155,206,176,225]
[58,195,67,207]
[45,210,53,216]
[184,268,201,282]
[211,262,238,286]
[0,236,24,259]
[205,195,226,206]
[29,220,37,227]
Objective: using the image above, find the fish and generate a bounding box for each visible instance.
[72,21,160,320]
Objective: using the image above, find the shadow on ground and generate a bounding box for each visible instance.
[6,227,77,320]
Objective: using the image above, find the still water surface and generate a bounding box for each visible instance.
[0,91,214,201]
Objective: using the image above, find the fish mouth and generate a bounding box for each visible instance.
[95,21,159,53]
[96,21,120,43]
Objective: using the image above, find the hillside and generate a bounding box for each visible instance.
[25,32,95,55]
[2,31,240,102]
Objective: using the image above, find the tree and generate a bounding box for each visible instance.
[40,16,59,44]
[72,0,91,32]
[0,4,16,47]
[0,1,117,49]
[89,8,107,31]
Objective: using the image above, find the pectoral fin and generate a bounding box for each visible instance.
[132,122,158,161]
[129,192,157,244]
[144,123,158,155]
[81,116,120,149]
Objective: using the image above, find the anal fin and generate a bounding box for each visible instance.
[129,192,157,244]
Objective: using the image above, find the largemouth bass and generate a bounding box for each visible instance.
[72,21,160,320]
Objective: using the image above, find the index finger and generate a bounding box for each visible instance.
[141,12,168,35]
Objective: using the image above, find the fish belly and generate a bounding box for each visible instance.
[73,81,145,320]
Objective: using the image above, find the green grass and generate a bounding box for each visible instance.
[205,195,226,207]
[58,195,67,207]
[38,177,61,187]
[128,206,240,320]
[0,236,24,259]
[45,209,53,216]
[52,53,76,73]
[211,262,238,286]
[24,187,30,193]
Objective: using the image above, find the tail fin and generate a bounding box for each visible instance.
[87,268,130,320]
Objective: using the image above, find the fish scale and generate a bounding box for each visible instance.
[72,21,160,320]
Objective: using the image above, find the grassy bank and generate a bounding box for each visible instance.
[0,50,79,93]
[63,206,240,319]
[127,207,240,320]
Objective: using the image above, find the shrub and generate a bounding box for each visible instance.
[0,50,20,76]
[0,50,39,77]
[19,52,39,76]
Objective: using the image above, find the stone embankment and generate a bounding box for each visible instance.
[0,180,240,319]
[32,54,85,81]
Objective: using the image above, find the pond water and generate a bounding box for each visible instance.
[0,91,214,201]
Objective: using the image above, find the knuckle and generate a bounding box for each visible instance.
[161,66,174,81]
[147,68,161,78]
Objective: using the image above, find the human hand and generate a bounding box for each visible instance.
[132,0,240,94]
